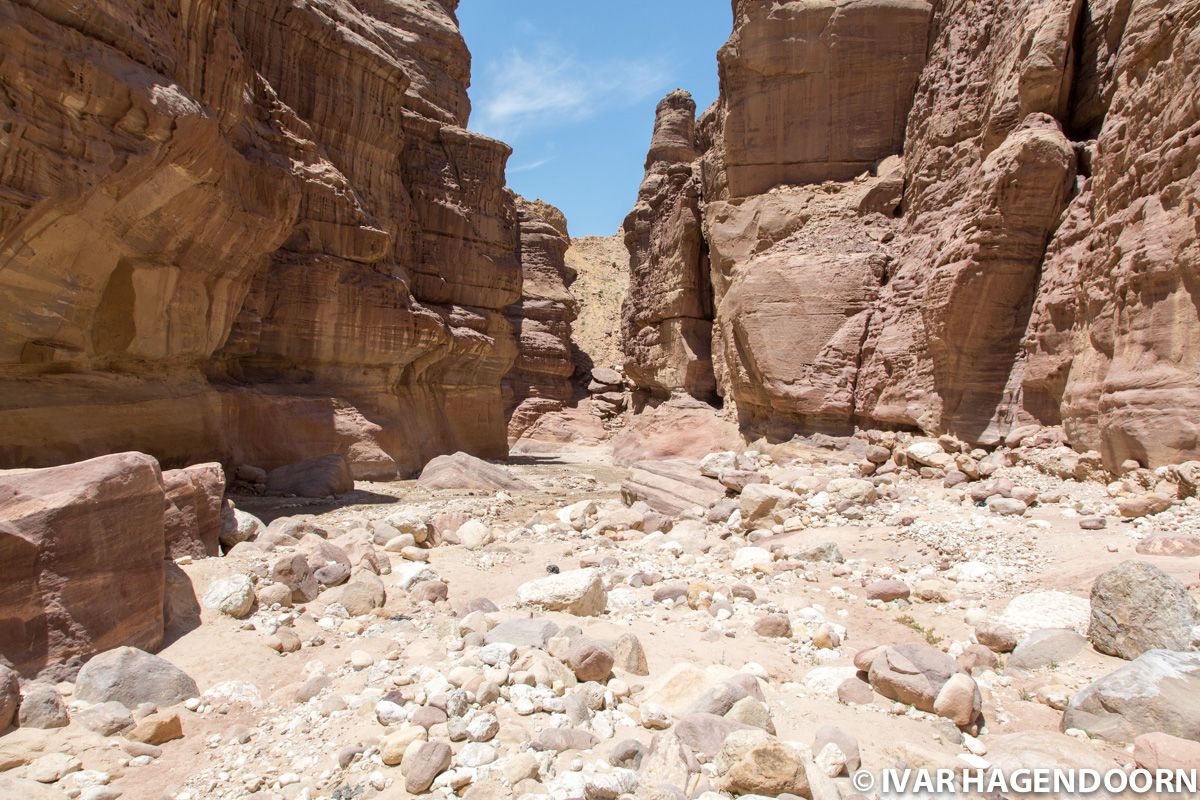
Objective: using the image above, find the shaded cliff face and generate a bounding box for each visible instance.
[504,197,579,443]
[0,0,518,477]
[622,0,1200,468]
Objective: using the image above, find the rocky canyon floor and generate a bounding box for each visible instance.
[4,435,1199,800]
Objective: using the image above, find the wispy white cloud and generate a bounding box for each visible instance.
[508,156,555,173]
[473,44,672,139]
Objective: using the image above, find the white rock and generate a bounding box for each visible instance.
[516,569,607,616]
[999,591,1090,635]
[201,574,255,619]
[732,547,772,573]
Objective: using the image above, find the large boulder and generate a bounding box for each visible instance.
[416,452,532,491]
[75,647,198,708]
[161,462,225,558]
[620,460,726,515]
[0,452,166,677]
[516,569,606,616]
[265,454,353,498]
[1088,561,1198,659]
[1062,650,1200,743]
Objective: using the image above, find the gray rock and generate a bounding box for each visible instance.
[18,684,68,729]
[269,553,319,603]
[987,496,1027,516]
[201,574,255,618]
[608,739,644,769]
[75,647,198,709]
[536,727,598,752]
[1062,650,1200,743]
[484,619,559,649]
[330,572,386,615]
[0,665,18,731]
[417,452,533,492]
[75,701,134,736]
[794,542,844,563]
[1008,628,1087,671]
[1088,561,1199,660]
[673,712,752,757]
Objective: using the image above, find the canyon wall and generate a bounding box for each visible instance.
[622,0,1200,468]
[0,0,520,478]
[504,197,579,443]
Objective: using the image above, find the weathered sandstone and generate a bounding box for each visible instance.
[0,0,519,478]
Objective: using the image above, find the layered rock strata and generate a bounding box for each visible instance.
[504,198,580,443]
[621,0,1200,468]
[0,0,519,477]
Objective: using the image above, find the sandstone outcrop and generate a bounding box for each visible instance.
[0,0,520,478]
[504,198,580,443]
[0,453,166,677]
[621,91,715,401]
[619,0,1200,469]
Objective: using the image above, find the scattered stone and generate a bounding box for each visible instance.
[754,614,792,638]
[201,574,255,619]
[566,638,614,682]
[27,752,82,783]
[128,711,183,745]
[612,633,649,675]
[17,684,68,729]
[1135,535,1200,557]
[974,621,1019,653]
[405,740,452,793]
[715,729,809,798]
[867,644,962,714]
[481,622,554,656]
[865,579,910,602]
[75,701,134,736]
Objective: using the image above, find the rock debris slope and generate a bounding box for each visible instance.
[620,0,1200,470]
[0,0,519,478]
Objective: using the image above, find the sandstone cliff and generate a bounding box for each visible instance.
[504,197,579,443]
[621,0,1200,469]
[0,0,519,477]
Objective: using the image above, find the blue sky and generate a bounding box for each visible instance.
[458,2,731,237]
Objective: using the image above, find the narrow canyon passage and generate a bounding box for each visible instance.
[1,1,1199,799]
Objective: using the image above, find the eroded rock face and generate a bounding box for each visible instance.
[0,453,165,677]
[0,0,519,478]
[717,0,933,197]
[505,198,580,442]
[621,91,715,401]
[619,0,1200,469]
